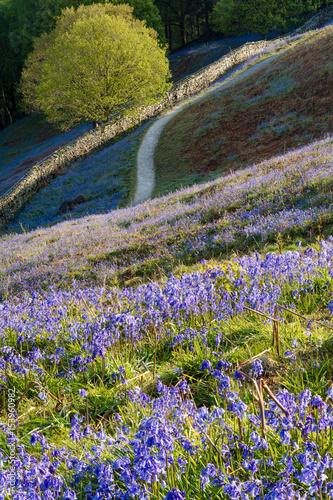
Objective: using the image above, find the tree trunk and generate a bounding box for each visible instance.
[190,11,194,39]
[0,69,13,128]
[180,18,186,45]
[168,24,173,51]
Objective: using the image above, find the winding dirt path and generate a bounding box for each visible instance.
[132,53,280,206]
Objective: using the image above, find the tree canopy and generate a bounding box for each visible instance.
[212,0,318,38]
[19,3,148,113]
[0,0,165,129]
[20,4,171,129]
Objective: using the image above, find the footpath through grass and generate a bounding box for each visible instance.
[155,26,333,197]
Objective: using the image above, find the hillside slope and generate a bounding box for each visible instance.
[1,23,333,499]
[0,115,89,195]
[155,26,333,196]
[1,123,148,234]
[1,134,333,298]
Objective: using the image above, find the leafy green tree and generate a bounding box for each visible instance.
[19,3,141,113]
[111,0,166,42]
[211,0,243,36]
[21,5,171,129]
[276,0,317,33]
[0,0,165,129]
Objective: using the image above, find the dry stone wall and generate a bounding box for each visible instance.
[295,5,333,33]
[0,38,282,226]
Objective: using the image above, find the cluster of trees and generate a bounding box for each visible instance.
[19,3,170,130]
[156,0,217,48]
[154,0,332,50]
[212,0,331,38]
[0,0,332,131]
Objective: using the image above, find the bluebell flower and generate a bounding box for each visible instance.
[284,350,296,362]
[178,379,189,393]
[38,392,48,401]
[119,365,126,377]
[252,359,263,378]
[164,488,185,500]
[216,360,232,371]
[311,394,324,408]
[63,488,77,500]
[200,360,212,372]
[279,429,291,445]
[328,300,333,315]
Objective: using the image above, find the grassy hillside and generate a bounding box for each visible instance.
[0,133,333,497]
[1,23,333,500]
[0,114,90,196]
[2,133,332,298]
[155,26,333,197]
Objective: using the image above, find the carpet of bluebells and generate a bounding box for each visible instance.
[3,124,149,234]
[1,135,333,297]
[0,134,333,498]
[0,234,333,498]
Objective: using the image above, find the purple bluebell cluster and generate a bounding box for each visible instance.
[0,237,332,381]
[0,226,332,497]
[1,374,333,499]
